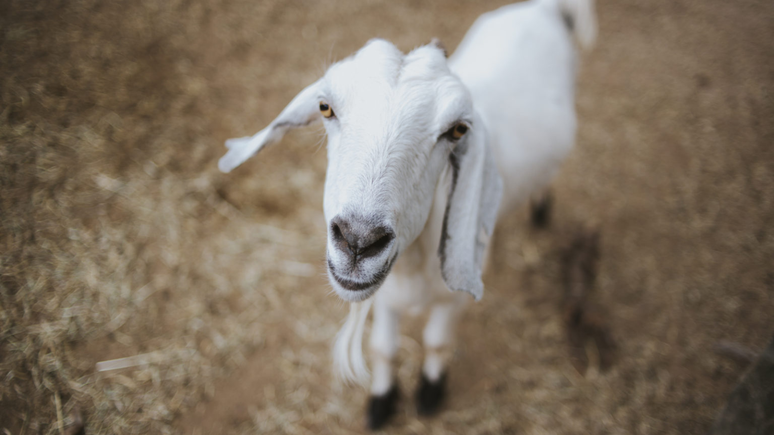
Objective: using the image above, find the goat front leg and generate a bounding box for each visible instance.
[417,296,467,416]
[367,300,401,430]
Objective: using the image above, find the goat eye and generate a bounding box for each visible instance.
[319,102,334,118]
[451,123,468,140]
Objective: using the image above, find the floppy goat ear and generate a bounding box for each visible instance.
[438,117,503,301]
[218,79,324,173]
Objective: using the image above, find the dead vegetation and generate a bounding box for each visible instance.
[1,0,774,434]
[709,335,774,435]
[0,0,320,432]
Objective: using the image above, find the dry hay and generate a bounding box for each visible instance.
[2,0,774,434]
[0,0,326,432]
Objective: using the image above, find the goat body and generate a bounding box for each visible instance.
[363,0,595,423]
[218,0,596,429]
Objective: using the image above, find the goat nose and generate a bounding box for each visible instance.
[330,215,395,261]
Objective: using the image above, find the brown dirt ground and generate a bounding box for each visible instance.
[1,0,773,434]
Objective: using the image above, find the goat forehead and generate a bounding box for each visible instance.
[335,39,450,85]
[323,41,471,156]
[325,41,401,101]
[326,40,458,108]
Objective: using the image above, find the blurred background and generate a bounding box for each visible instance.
[1,0,773,433]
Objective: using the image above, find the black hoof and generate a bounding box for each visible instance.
[530,193,553,228]
[416,372,447,416]
[367,384,399,430]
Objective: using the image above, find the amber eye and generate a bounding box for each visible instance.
[451,123,468,140]
[319,102,334,118]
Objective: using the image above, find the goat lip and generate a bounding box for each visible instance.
[327,257,394,293]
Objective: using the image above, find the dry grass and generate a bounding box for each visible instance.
[0,0,323,432]
[1,0,773,434]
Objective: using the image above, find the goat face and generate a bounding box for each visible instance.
[319,40,475,301]
[218,39,501,303]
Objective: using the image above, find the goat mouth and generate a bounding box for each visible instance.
[327,257,395,293]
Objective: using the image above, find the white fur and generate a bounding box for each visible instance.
[219,0,596,390]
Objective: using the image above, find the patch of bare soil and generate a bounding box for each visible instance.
[1,0,773,434]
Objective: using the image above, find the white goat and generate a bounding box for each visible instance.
[219,0,596,429]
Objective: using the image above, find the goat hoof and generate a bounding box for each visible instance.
[367,384,399,430]
[530,192,553,228]
[416,372,447,416]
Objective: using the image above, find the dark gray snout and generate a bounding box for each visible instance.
[330,215,395,264]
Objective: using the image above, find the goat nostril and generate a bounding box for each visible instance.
[359,232,394,259]
[331,222,343,240]
[331,220,353,256]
